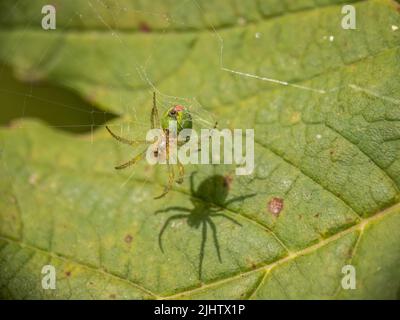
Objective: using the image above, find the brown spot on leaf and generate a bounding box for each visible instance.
[268,197,284,217]
[109,294,116,299]
[246,258,258,269]
[138,22,151,33]
[65,271,71,277]
[124,234,133,244]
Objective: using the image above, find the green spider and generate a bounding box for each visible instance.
[106,92,193,199]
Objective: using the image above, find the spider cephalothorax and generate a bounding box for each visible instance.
[161,105,193,136]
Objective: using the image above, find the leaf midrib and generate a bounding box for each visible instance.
[162,201,400,299]
[3,147,398,297]
[1,199,398,299]
[0,235,158,299]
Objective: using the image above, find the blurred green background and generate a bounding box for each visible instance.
[0,64,115,133]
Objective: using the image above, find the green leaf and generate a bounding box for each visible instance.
[1,0,400,299]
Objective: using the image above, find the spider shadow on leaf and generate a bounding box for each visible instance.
[155,172,256,279]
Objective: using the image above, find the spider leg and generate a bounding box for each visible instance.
[154,207,191,215]
[190,171,197,195]
[151,91,160,129]
[198,220,207,279]
[154,131,176,199]
[158,214,188,253]
[176,160,184,184]
[224,193,256,206]
[206,217,222,262]
[106,126,146,146]
[154,164,175,199]
[210,213,242,226]
[115,149,146,170]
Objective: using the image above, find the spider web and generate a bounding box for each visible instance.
[0,0,399,190]
[1,0,400,299]
[0,0,223,193]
